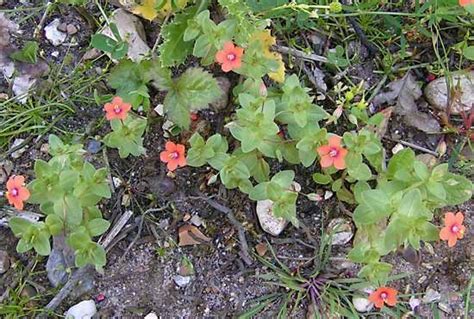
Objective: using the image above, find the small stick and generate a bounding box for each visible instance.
[340,0,379,57]
[388,139,439,157]
[33,1,53,39]
[192,195,253,266]
[151,14,171,54]
[274,45,328,63]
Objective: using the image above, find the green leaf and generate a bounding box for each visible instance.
[159,6,198,66]
[87,218,110,237]
[358,262,392,283]
[398,189,425,217]
[45,214,63,236]
[164,68,221,129]
[273,192,299,226]
[413,161,429,180]
[142,59,173,90]
[426,180,446,200]
[67,231,92,251]
[387,149,415,178]
[312,173,332,185]
[17,238,33,253]
[353,181,370,203]
[91,34,117,52]
[32,230,51,256]
[353,190,391,225]
[272,170,294,189]
[442,173,473,205]
[175,68,222,110]
[463,46,474,60]
[54,195,83,228]
[9,217,33,236]
[59,170,79,190]
[10,41,39,63]
[348,162,372,181]
[91,243,107,268]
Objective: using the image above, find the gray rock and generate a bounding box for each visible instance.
[0,159,13,183]
[424,71,474,115]
[86,140,101,154]
[44,19,67,46]
[65,300,97,319]
[46,235,76,287]
[0,250,10,274]
[422,288,441,303]
[210,77,231,110]
[256,200,288,236]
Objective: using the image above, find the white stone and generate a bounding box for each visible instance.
[144,312,158,319]
[65,300,97,319]
[327,218,353,246]
[44,19,67,46]
[10,138,26,159]
[256,200,288,236]
[391,143,404,154]
[352,297,374,313]
[424,71,474,115]
[173,275,191,287]
[154,104,164,116]
[100,9,150,62]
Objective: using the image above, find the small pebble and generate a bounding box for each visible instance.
[0,250,10,274]
[438,302,451,314]
[51,51,60,58]
[86,140,102,154]
[422,288,441,303]
[144,312,158,319]
[173,275,191,287]
[10,138,26,159]
[95,293,106,303]
[0,93,8,101]
[190,215,203,227]
[392,143,404,154]
[66,24,78,35]
[417,275,427,284]
[57,22,68,33]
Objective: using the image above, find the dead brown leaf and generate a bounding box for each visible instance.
[372,72,440,133]
[178,225,211,246]
[255,243,268,257]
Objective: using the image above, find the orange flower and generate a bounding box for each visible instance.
[439,212,465,247]
[459,0,474,7]
[215,42,244,73]
[316,135,348,170]
[104,96,132,121]
[6,175,30,210]
[160,141,186,172]
[368,287,398,309]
